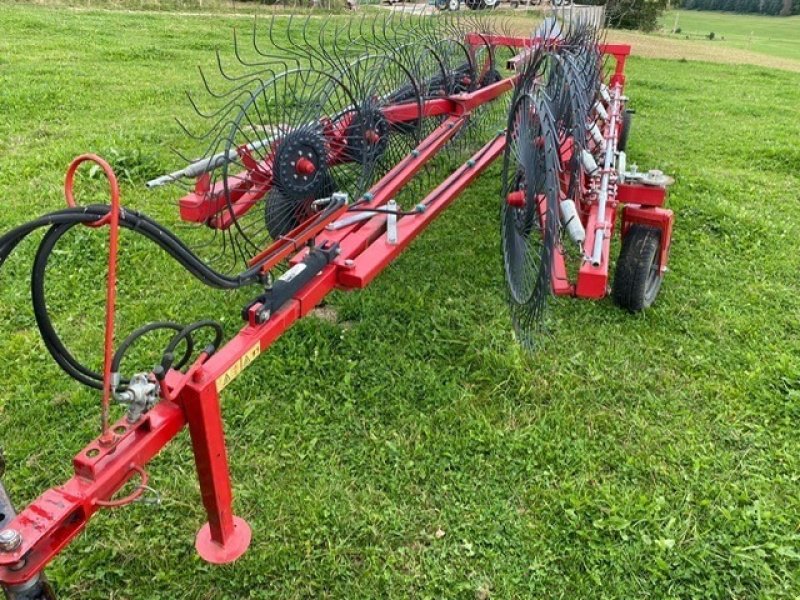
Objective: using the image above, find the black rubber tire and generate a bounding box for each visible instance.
[612,224,663,312]
[617,109,633,153]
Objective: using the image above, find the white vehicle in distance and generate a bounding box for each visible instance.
[432,0,570,9]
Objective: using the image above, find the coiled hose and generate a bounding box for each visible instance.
[0,205,259,390]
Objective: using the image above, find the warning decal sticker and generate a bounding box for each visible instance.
[216,342,261,392]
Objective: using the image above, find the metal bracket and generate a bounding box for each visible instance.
[114,373,160,423]
[241,241,340,323]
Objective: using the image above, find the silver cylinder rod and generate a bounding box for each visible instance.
[590,84,622,267]
[326,211,377,231]
[146,136,275,189]
[147,104,372,190]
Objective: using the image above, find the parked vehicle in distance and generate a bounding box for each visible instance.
[465,0,499,9]
[433,0,571,10]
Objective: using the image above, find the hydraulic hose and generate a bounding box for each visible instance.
[1,206,252,390]
[0,205,265,289]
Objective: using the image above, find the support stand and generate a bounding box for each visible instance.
[182,376,252,564]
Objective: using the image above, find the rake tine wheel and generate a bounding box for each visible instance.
[499,12,612,347]
[501,85,561,349]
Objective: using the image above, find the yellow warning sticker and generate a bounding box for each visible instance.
[216,342,261,392]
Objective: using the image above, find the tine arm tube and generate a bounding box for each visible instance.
[590,84,622,266]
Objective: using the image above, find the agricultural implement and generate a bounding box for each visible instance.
[0,12,672,598]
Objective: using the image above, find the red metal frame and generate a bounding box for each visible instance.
[621,205,674,272]
[0,35,673,594]
[617,183,673,272]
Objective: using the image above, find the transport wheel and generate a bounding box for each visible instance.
[612,224,663,312]
[483,0,499,8]
[447,0,461,10]
[617,109,633,152]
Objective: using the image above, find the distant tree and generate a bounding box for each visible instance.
[681,0,796,13]
[602,0,669,31]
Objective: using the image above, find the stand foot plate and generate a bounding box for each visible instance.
[195,516,252,564]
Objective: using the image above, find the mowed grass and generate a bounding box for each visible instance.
[1,4,800,599]
[660,9,800,62]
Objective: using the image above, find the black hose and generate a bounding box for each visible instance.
[7,209,239,390]
[32,223,106,388]
[112,321,194,374]
[1,205,264,289]
[165,320,224,358]
[1,181,345,390]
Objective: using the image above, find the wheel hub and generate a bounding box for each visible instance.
[345,101,390,165]
[273,128,328,201]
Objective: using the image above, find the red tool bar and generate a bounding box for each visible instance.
[471,33,631,59]
[345,116,466,213]
[473,34,630,84]
[381,98,454,123]
[575,202,618,299]
[338,134,506,289]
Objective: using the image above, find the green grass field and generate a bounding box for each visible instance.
[1,4,800,599]
[661,9,800,61]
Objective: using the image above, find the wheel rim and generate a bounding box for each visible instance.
[644,252,662,305]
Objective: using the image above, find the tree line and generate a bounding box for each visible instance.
[681,0,797,15]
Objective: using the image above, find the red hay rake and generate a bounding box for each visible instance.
[0,12,672,598]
